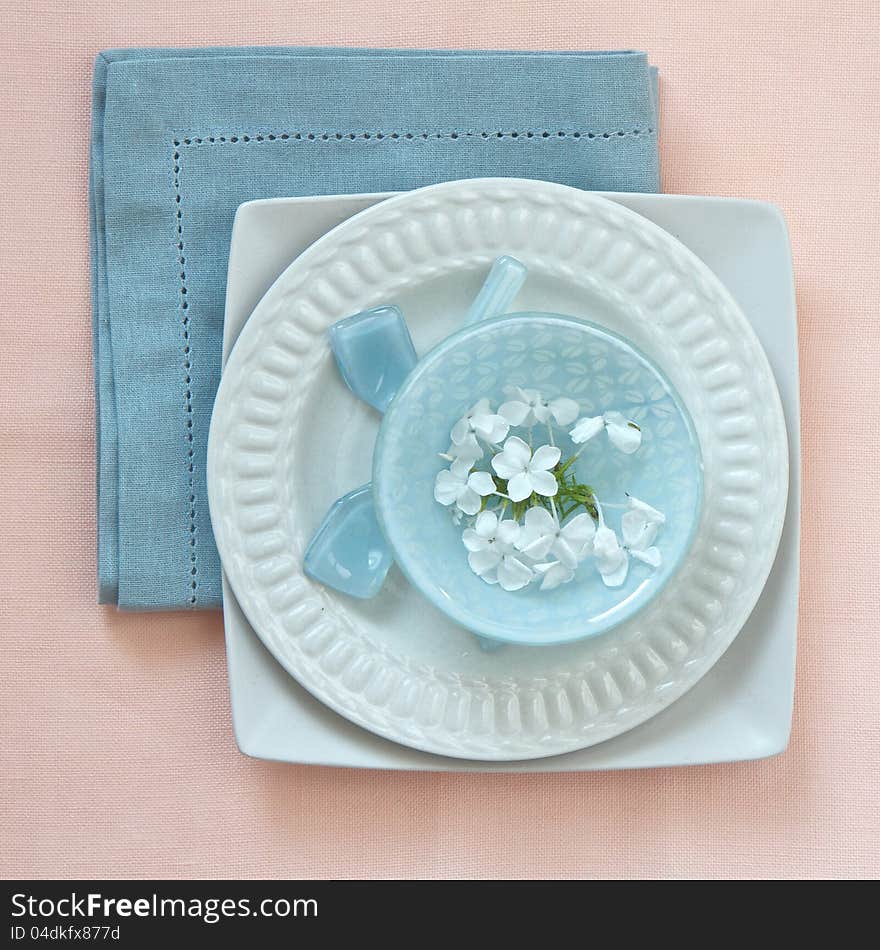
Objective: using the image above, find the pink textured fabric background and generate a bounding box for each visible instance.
[1,0,878,880]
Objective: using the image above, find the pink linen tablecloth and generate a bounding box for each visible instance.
[1,0,878,880]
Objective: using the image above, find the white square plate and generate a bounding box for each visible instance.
[220,191,799,770]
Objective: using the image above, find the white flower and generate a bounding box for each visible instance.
[534,560,575,591]
[462,511,534,590]
[570,411,642,454]
[592,524,629,587]
[451,398,509,446]
[516,507,596,568]
[491,437,561,503]
[499,386,579,427]
[434,461,497,515]
[569,415,604,443]
[441,433,483,468]
[620,495,665,568]
[435,384,664,597]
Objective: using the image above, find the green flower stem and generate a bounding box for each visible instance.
[556,444,587,477]
[552,459,598,521]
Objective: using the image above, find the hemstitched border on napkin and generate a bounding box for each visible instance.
[172,141,199,605]
[172,128,656,146]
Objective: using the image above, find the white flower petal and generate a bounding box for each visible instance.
[603,411,642,454]
[621,511,659,550]
[434,469,462,505]
[516,507,557,558]
[627,495,665,524]
[450,458,473,479]
[467,470,496,497]
[570,415,604,444]
[490,455,520,480]
[561,512,596,548]
[593,526,625,571]
[497,555,533,591]
[462,529,485,552]
[486,415,511,444]
[450,417,471,445]
[472,398,492,416]
[621,509,647,546]
[498,400,530,426]
[605,424,642,454]
[448,434,482,464]
[602,410,628,427]
[506,472,533,503]
[528,469,558,497]
[598,555,629,587]
[531,402,552,424]
[468,547,501,576]
[530,444,561,472]
[501,436,532,468]
[472,412,509,444]
[473,510,498,540]
[519,534,555,560]
[630,546,662,568]
[549,397,579,426]
[639,521,660,548]
[448,456,475,475]
[593,526,629,586]
[496,519,521,548]
[620,509,641,545]
[456,486,482,516]
[536,561,575,590]
[552,536,580,569]
[523,506,557,533]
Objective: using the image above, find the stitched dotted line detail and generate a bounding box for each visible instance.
[173,128,655,145]
[172,141,198,607]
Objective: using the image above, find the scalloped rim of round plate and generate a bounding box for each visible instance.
[207,178,788,761]
[372,311,705,646]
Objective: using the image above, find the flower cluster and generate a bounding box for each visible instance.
[433,386,665,592]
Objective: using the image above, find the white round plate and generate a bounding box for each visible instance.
[207,179,788,760]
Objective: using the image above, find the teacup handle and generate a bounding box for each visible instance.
[327,306,417,413]
[464,255,528,325]
[305,257,527,604]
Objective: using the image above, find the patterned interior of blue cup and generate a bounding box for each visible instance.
[373,313,703,646]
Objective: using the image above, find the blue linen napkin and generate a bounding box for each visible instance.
[91,47,660,610]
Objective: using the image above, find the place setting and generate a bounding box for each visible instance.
[208,179,798,768]
[83,45,801,775]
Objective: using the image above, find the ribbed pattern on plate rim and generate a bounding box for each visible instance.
[207,180,788,759]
